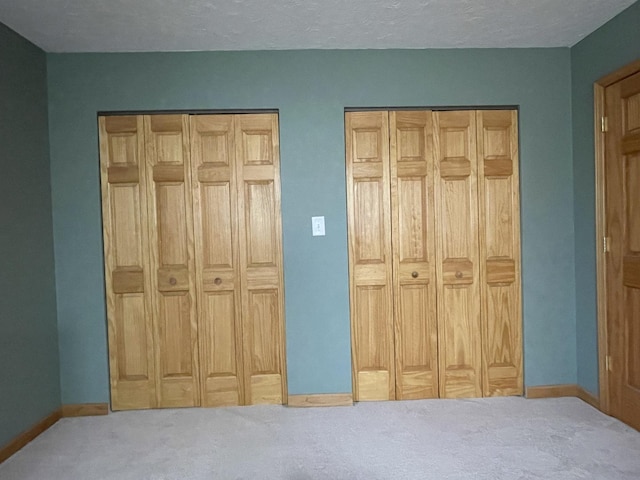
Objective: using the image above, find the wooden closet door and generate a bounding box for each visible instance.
[190,115,244,407]
[346,111,395,401]
[390,111,439,399]
[235,114,287,405]
[477,110,523,396]
[433,111,482,398]
[99,116,157,410]
[144,114,200,407]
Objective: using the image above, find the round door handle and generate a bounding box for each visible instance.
[411,271,419,278]
[455,271,463,279]
[214,277,223,285]
[169,277,177,286]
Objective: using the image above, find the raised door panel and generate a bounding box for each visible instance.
[606,72,640,430]
[144,114,200,408]
[190,115,244,407]
[433,111,482,398]
[235,114,287,405]
[477,110,523,397]
[346,111,395,401]
[390,111,438,400]
[99,116,157,410]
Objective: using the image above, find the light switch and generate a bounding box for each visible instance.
[311,216,325,236]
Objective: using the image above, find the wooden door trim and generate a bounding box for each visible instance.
[596,59,640,88]
[594,59,640,415]
[594,82,609,414]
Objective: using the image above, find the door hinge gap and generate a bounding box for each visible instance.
[606,355,612,372]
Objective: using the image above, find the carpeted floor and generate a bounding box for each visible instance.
[1,397,639,479]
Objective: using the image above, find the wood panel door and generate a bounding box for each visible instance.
[190,115,244,407]
[605,71,640,430]
[144,114,200,408]
[346,109,521,401]
[390,111,439,400]
[235,114,288,405]
[346,111,395,401]
[433,111,483,398]
[477,110,523,397]
[101,112,286,410]
[99,116,157,410]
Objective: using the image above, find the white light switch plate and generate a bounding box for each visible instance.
[312,216,325,236]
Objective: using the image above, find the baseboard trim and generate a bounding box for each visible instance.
[526,384,601,410]
[288,393,353,407]
[576,387,600,409]
[526,384,579,399]
[61,403,109,417]
[0,403,110,464]
[0,409,61,464]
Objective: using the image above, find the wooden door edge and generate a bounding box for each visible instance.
[345,113,357,402]
[593,59,640,416]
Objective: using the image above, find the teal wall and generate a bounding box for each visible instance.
[47,48,576,403]
[0,23,60,446]
[571,1,640,397]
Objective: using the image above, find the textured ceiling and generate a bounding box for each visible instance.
[0,0,636,53]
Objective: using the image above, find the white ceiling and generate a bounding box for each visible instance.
[0,0,636,53]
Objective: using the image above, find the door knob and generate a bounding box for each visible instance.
[169,277,177,285]
[455,271,463,279]
[214,277,222,285]
[412,271,419,278]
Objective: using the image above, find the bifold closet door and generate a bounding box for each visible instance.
[144,114,200,407]
[347,109,522,402]
[190,113,287,406]
[235,114,288,405]
[346,111,395,401]
[390,111,439,400]
[102,112,286,410]
[190,115,245,407]
[100,116,157,410]
[476,110,522,396]
[433,111,482,398]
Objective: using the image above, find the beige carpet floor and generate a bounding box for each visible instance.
[1,397,639,479]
